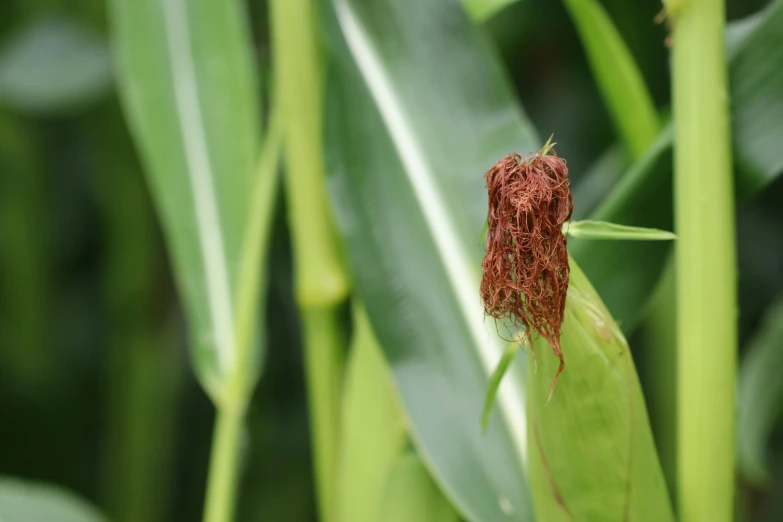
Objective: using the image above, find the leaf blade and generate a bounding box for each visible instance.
[338,306,408,522]
[567,220,677,241]
[110,0,263,402]
[379,455,461,522]
[737,295,783,485]
[324,0,537,518]
[563,0,659,159]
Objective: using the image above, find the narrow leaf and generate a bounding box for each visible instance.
[379,455,461,522]
[737,296,783,485]
[482,341,522,431]
[563,0,659,159]
[338,306,408,522]
[0,477,106,522]
[110,0,264,403]
[567,220,676,241]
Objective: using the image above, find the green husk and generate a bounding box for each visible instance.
[526,258,674,522]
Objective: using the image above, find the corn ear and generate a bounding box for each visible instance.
[526,258,674,521]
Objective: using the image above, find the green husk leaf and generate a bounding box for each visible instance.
[526,259,674,521]
[566,220,676,241]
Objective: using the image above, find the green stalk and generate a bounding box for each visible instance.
[670,0,737,520]
[203,408,244,522]
[202,108,283,522]
[270,1,350,521]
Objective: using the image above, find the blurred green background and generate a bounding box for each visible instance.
[0,0,781,521]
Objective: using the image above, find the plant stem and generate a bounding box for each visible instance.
[203,408,244,522]
[270,0,350,520]
[671,0,737,520]
[201,107,282,522]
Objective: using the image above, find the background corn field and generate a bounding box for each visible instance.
[0,0,782,521]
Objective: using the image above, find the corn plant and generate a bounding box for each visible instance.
[1,0,783,521]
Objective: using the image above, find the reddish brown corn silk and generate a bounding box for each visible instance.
[480,145,573,398]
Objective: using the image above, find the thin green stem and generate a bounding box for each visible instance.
[270,0,350,521]
[203,408,244,522]
[671,0,737,520]
[202,102,282,522]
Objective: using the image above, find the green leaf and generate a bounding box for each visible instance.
[379,455,460,522]
[569,131,673,331]
[324,0,537,519]
[0,477,106,522]
[338,306,408,522]
[729,0,783,195]
[566,220,676,241]
[110,0,265,404]
[562,0,659,159]
[571,143,628,220]
[0,16,111,114]
[573,0,783,331]
[526,260,674,521]
[462,0,519,21]
[737,295,783,486]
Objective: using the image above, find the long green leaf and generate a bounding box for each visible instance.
[737,296,783,485]
[573,0,783,331]
[0,477,105,522]
[324,0,537,519]
[379,455,461,522]
[527,260,674,521]
[567,220,676,241]
[482,342,522,432]
[110,0,263,404]
[338,306,408,522]
[562,0,659,159]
